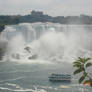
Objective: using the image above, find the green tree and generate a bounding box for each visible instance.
[73,57,92,86]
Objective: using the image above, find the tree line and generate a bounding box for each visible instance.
[0,10,92,32]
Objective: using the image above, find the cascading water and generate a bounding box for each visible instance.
[1,23,92,64]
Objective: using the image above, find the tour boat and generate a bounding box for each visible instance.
[49,73,71,82]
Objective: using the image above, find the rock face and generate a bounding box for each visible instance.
[0,41,8,60]
[0,25,6,60]
[0,25,5,33]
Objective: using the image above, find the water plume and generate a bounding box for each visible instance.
[1,23,92,64]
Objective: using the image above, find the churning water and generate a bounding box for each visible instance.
[0,23,92,92]
[1,23,92,63]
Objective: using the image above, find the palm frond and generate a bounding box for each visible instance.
[79,75,86,84]
[74,68,84,75]
[86,62,92,68]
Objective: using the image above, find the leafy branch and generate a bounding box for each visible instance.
[73,57,92,86]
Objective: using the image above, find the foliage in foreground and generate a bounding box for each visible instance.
[73,57,92,87]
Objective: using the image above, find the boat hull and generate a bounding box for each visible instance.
[49,79,71,82]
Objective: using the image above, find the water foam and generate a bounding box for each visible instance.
[1,23,92,64]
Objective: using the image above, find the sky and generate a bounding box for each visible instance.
[0,0,92,16]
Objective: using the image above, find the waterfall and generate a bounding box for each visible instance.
[1,23,92,64]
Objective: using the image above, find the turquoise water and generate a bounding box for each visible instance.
[0,61,91,92]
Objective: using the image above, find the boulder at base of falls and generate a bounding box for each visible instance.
[24,46,31,53]
[11,53,20,59]
[28,54,37,59]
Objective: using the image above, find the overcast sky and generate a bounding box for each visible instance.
[0,0,92,16]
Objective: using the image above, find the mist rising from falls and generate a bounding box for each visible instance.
[1,23,92,64]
